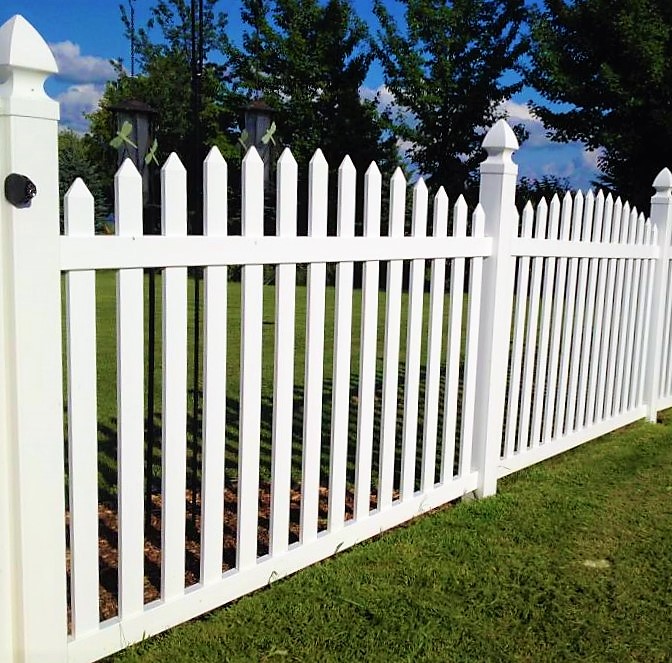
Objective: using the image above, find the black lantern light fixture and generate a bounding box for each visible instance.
[243,98,276,185]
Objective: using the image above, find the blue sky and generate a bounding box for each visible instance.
[1,1,599,189]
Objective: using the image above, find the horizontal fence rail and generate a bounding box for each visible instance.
[3,15,672,663]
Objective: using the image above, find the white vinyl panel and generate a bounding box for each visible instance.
[421,188,448,492]
[586,194,614,425]
[401,179,428,500]
[237,149,265,569]
[504,203,532,457]
[459,206,485,478]
[441,196,467,480]
[354,163,381,520]
[662,261,672,397]
[605,202,629,417]
[553,192,583,438]
[64,179,99,636]
[518,199,547,452]
[530,196,559,447]
[378,168,406,510]
[622,214,645,410]
[115,160,146,617]
[639,225,657,403]
[566,191,594,432]
[270,149,298,555]
[542,194,572,442]
[596,198,622,420]
[576,191,603,429]
[301,150,328,541]
[160,155,189,600]
[328,157,356,532]
[201,147,228,583]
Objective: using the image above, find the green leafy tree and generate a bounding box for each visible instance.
[233,0,399,234]
[526,0,672,210]
[373,0,527,199]
[516,174,571,209]
[59,130,110,233]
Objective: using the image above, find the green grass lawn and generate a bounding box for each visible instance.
[105,410,672,662]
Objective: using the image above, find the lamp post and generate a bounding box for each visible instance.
[110,99,160,530]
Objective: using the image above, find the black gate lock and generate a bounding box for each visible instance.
[4,174,37,208]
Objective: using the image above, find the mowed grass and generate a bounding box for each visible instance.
[105,410,672,662]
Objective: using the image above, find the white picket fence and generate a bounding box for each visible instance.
[2,14,672,663]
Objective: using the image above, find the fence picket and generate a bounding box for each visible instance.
[64,179,99,636]
[632,221,654,407]
[596,198,622,420]
[201,147,228,583]
[401,179,428,500]
[441,196,467,480]
[605,201,629,417]
[587,194,614,425]
[554,192,582,438]
[354,163,381,519]
[504,202,532,457]
[518,198,547,452]
[301,150,329,540]
[459,205,485,478]
[379,168,406,509]
[328,156,356,531]
[577,191,604,429]
[421,188,449,492]
[270,149,298,554]
[237,148,265,569]
[115,159,146,617]
[566,191,594,432]
[531,196,559,447]
[543,194,571,442]
[160,154,189,600]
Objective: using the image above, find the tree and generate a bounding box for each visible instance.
[526,0,672,210]
[59,130,110,233]
[233,0,399,234]
[373,0,527,200]
[87,0,241,183]
[516,174,571,209]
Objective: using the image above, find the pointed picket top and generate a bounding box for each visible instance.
[452,195,468,236]
[363,161,382,237]
[571,190,584,240]
[64,178,94,236]
[205,144,225,166]
[521,201,534,238]
[204,146,227,237]
[277,146,297,170]
[548,194,561,239]
[115,157,141,180]
[652,167,672,197]
[432,187,449,237]
[583,190,595,237]
[388,167,407,237]
[162,151,185,173]
[636,212,646,245]
[339,153,355,174]
[644,219,653,246]
[535,196,549,238]
[161,152,187,236]
[620,201,631,243]
[411,177,428,236]
[310,147,329,172]
[472,203,485,237]
[337,155,356,237]
[0,15,57,73]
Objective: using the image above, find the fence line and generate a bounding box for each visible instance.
[2,14,672,663]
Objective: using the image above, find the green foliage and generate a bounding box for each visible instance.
[233,0,400,224]
[516,174,572,208]
[58,130,110,232]
[373,0,527,200]
[526,0,672,211]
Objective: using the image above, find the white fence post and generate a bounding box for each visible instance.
[471,120,519,497]
[644,168,672,422]
[0,15,67,662]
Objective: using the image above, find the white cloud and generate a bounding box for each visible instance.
[57,84,105,132]
[49,41,116,84]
